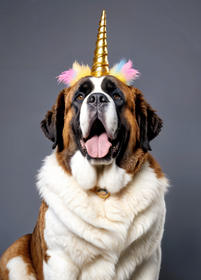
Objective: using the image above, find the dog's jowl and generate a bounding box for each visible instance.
[0,10,168,280]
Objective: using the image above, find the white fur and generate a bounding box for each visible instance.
[80,77,118,140]
[71,150,97,190]
[90,77,105,94]
[7,256,37,280]
[37,151,168,280]
[71,150,132,193]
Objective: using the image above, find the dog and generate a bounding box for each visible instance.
[0,74,168,280]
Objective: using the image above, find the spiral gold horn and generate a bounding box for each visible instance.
[91,10,109,77]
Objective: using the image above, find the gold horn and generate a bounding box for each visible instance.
[91,9,109,77]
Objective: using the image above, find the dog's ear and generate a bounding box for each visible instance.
[41,89,65,149]
[135,91,163,152]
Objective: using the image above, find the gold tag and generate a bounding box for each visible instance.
[95,188,110,199]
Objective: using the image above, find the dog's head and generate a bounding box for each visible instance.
[41,75,162,182]
[40,10,163,194]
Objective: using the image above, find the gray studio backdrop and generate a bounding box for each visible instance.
[0,0,200,279]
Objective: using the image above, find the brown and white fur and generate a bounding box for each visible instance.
[0,76,168,280]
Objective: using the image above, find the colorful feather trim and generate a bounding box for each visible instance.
[57,59,140,87]
[110,59,140,86]
[57,61,91,87]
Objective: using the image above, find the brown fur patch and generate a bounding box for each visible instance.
[30,200,49,280]
[120,148,148,176]
[0,253,9,280]
[0,234,37,279]
[56,106,77,175]
[55,83,81,174]
[113,83,147,175]
[147,153,164,178]
[114,82,163,177]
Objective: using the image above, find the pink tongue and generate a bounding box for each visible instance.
[85,132,112,158]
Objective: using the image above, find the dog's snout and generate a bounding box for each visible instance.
[87,93,109,106]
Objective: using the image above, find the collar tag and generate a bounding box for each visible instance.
[95,188,110,199]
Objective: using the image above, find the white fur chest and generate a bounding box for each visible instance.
[37,152,168,280]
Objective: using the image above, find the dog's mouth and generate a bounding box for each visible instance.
[80,119,120,159]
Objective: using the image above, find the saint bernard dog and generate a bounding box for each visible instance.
[0,75,168,280]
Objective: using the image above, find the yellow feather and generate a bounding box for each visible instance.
[70,62,91,86]
[110,69,126,84]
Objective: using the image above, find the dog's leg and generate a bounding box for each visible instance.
[43,251,79,280]
[130,247,161,280]
[0,234,37,280]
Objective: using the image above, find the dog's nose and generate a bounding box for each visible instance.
[87,93,109,106]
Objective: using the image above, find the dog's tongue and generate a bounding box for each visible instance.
[85,132,112,158]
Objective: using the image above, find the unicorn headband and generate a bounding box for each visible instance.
[57,10,140,87]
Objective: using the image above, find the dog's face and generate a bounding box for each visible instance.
[71,76,129,166]
[41,75,162,178]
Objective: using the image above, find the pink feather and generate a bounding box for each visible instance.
[57,69,75,86]
[121,60,139,81]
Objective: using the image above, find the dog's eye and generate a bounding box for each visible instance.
[77,94,84,100]
[113,93,121,100]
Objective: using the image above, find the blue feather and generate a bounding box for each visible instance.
[116,59,127,72]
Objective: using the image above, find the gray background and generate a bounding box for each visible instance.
[0,0,200,279]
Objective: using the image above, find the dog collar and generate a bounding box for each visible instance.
[94,187,110,199]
